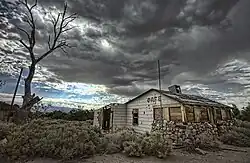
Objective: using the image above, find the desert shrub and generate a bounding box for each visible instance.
[32,108,94,122]
[241,104,250,122]
[123,141,144,157]
[0,119,172,160]
[0,118,103,160]
[231,126,250,137]
[220,124,250,147]
[0,122,16,139]
[141,132,172,158]
[104,130,172,158]
[184,131,221,152]
[235,120,250,129]
[220,130,250,147]
[100,128,140,154]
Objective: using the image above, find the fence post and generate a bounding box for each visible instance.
[11,68,23,110]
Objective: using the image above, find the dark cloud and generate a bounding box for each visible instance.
[1,0,250,106]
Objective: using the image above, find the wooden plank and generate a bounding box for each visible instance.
[169,107,182,122]
[216,108,222,121]
[185,106,195,122]
[200,107,209,122]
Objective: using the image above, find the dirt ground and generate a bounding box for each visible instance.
[26,146,250,163]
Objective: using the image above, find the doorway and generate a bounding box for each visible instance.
[102,108,113,130]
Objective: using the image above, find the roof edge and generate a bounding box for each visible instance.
[125,88,159,104]
[125,88,233,109]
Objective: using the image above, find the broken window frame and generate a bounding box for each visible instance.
[132,109,139,126]
[153,107,163,120]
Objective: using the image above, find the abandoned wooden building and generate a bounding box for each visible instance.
[93,85,233,133]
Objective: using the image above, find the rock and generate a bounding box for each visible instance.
[195,148,208,155]
[0,138,7,146]
[205,122,213,128]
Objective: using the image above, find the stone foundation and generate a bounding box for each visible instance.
[151,120,235,145]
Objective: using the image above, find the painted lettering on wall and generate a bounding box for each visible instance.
[147,95,161,104]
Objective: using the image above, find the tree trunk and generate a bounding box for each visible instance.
[22,62,36,109]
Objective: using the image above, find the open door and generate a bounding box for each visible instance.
[102,108,112,130]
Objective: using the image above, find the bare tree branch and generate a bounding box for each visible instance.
[17,26,31,41]
[47,35,51,49]
[36,2,77,63]
[18,0,38,63]
[19,40,30,50]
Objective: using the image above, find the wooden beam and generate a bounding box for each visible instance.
[11,68,23,110]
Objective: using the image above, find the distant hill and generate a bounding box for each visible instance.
[0,93,101,111]
[43,105,75,113]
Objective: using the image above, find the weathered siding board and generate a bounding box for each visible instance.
[185,106,195,122]
[194,106,201,122]
[126,90,179,133]
[221,109,227,120]
[208,107,215,124]
[93,109,101,128]
[93,104,127,130]
[112,104,127,129]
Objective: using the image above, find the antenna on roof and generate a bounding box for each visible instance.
[157,60,164,131]
[158,60,162,93]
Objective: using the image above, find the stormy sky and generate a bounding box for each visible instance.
[0,0,250,109]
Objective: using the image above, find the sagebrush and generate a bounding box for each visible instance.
[102,129,172,158]
[220,120,250,147]
[183,131,221,153]
[0,119,103,160]
[0,119,172,160]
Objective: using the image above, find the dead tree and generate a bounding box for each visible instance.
[17,0,77,109]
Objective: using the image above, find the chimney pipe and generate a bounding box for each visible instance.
[168,85,182,94]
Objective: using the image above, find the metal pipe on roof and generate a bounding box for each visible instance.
[157,60,164,131]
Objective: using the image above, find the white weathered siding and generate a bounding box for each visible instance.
[112,104,127,129]
[126,90,180,133]
[93,104,126,130]
[93,109,101,128]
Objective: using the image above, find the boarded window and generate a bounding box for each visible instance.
[226,110,232,120]
[169,107,182,122]
[132,109,139,126]
[216,109,222,121]
[185,106,195,122]
[153,108,163,120]
[200,107,209,122]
